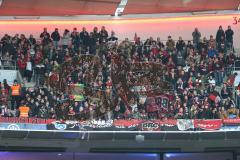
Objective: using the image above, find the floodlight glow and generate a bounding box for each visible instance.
[114,0,128,16]
[165,153,179,158]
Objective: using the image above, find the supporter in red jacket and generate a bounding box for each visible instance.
[17,54,27,77]
[34,49,43,65]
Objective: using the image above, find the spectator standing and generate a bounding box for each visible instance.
[92,27,100,42]
[19,103,30,117]
[166,36,175,53]
[225,25,234,49]
[40,28,51,46]
[88,32,97,55]
[51,28,60,49]
[62,29,71,50]
[176,36,186,52]
[99,26,108,44]
[208,35,217,49]
[25,57,33,82]
[28,34,36,47]
[156,37,165,50]
[10,80,21,110]
[3,79,10,95]
[17,54,26,77]
[216,25,225,46]
[192,28,201,50]
[213,58,223,86]
[80,27,89,53]
[71,28,80,53]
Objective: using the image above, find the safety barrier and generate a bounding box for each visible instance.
[0,117,240,132]
[0,59,17,70]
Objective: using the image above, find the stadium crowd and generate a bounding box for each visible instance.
[0,25,240,121]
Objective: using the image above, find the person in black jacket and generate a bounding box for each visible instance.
[92,27,99,42]
[217,35,226,53]
[80,27,89,54]
[176,36,186,52]
[71,28,80,53]
[225,25,234,49]
[88,32,97,55]
[28,34,36,47]
[216,26,225,46]
[40,28,51,46]
[51,28,60,49]
[99,26,108,44]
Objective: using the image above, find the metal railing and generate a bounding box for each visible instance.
[0,59,17,70]
[234,60,240,71]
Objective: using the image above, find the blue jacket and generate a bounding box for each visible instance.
[208,49,217,58]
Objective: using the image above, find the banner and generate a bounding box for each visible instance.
[47,123,82,131]
[46,119,179,131]
[0,123,47,130]
[0,118,239,131]
[223,118,240,124]
[80,120,115,131]
[140,120,178,131]
[220,126,240,131]
[177,119,194,131]
[113,120,143,128]
[194,119,222,131]
[140,121,161,131]
[0,117,55,124]
[69,95,85,101]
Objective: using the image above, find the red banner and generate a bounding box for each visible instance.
[223,118,240,124]
[194,119,223,130]
[157,119,177,126]
[0,117,55,124]
[113,120,143,127]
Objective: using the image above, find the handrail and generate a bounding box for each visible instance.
[0,59,17,70]
[0,129,236,133]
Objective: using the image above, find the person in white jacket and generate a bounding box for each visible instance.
[61,29,71,49]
